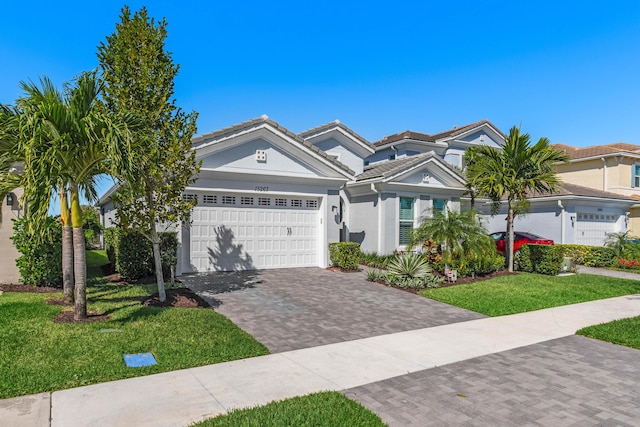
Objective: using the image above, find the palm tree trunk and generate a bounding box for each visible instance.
[506,205,515,273]
[59,189,74,305]
[70,185,87,320]
[150,224,166,302]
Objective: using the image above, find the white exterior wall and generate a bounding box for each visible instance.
[0,188,23,284]
[347,193,379,253]
[313,138,366,175]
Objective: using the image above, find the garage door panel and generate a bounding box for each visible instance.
[189,196,321,272]
[576,213,617,246]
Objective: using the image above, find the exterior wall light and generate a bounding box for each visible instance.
[6,192,14,206]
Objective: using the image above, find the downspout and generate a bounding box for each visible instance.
[371,183,382,254]
[601,157,607,191]
[558,200,565,244]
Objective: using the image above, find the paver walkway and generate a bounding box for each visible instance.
[181,268,485,352]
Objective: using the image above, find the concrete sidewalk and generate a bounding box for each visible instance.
[4,293,640,427]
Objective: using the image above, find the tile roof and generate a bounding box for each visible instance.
[554,143,640,160]
[355,152,464,182]
[191,115,355,176]
[527,183,636,201]
[372,119,503,147]
[298,120,371,147]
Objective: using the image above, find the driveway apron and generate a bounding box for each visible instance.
[181,267,485,353]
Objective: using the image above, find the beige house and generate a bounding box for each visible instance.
[0,187,23,284]
[554,143,640,235]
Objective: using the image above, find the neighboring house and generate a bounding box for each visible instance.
[554,143,640,235]
[98,116,506,273]
[0,187,23,284]
[473,183,636,246]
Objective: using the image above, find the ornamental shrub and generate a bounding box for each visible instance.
[520,244,563,275]
[556,244,615,267]
[11,216,62,287]
[328,242,361,270]
[116,231,153,280]
[387,254,432,279]
[104,228,119,265]
[516,245,533,272]
[614,257,640,270]
[107,228,180,281]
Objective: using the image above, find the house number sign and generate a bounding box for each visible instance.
[254,186,269,192]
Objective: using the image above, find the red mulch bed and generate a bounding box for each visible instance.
[326,267,362,273]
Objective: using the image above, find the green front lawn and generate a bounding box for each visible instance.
[577,316,640,350]
[190,392,387,427]
[420,273,640,316]
[0,251,268,399]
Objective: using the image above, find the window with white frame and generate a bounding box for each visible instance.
[399,197,414,245]
[634,164,640,188]
[433,198,447,215]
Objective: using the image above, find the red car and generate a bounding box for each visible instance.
[490,231,554,254]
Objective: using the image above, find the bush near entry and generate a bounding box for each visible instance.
[517,244,563,275]
[104,227,178,280]
[11,216,62,287]
[328,242,361,270]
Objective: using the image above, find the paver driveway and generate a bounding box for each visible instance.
[182,267,485,353]
[345,335,640,426]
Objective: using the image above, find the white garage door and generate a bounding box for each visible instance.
[189,193,320,271]
[575,213,617,246]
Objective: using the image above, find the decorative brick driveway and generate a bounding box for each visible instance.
[182,267,485,353]
[345,335,640,426]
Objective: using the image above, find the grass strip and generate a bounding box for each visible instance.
[577,316,640,350]
[420,273,640,316]
[190,392,387,427]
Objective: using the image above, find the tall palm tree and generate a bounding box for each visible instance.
[466,126,569,272]
[408,208,495,264]
[18,72,138,319]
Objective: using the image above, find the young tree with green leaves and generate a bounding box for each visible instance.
[97,6,200,302]
[466,126,569,272]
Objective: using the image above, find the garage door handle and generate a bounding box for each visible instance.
[287,227,292,236]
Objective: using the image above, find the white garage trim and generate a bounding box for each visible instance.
[187,192,324,272]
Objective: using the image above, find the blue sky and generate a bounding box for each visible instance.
[2,1,640,202]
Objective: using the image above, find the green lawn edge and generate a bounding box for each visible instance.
[419,272,640,317]
[0,250,268,399]
[577,316,640,350]
[190,391,387,427]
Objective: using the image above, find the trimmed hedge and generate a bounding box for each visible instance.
[328,242,361,270]
[104,228,179,280]
[556,244,616,268]
[11,216,62,287]
[517,244,563,275]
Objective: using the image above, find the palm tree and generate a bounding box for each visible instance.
[466,126,569,272]
[408,208,495,264]
[17,72,138,319]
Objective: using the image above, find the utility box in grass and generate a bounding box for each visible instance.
[559,257,576,274]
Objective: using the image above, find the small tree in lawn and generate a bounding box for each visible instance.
[466,126,569,272]
[97,6,200,301]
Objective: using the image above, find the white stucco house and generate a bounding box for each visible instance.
[98,116,634,274]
